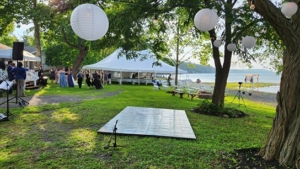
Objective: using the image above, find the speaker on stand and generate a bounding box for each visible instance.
[10,42,29,107]
[12,42,24,60]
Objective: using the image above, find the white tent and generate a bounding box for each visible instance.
[0,48,41,61]
[82,48,187,74]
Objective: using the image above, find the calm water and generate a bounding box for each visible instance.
[179,72,281,93]
[183,72,281,83]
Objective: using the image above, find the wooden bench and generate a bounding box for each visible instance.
[188,93,197,100]
[198,93,213,99]
[172,90,184,99]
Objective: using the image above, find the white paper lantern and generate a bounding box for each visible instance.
[227,43,236,52]
[281,2,298,18]
[242,36,256,49]
[213,40,222,48]
[70,3,109,41]
[194,8,218,31]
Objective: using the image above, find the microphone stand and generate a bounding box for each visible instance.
[104,120,118,156]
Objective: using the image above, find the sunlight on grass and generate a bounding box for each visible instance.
[0,150,13,162]
[68,128,96,151]
[34,87,48,96]
[17,113,47,125]
[51,108,79,123]
[0,84,278,168]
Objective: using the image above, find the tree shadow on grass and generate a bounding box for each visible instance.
[191,101,288,168]
[219,148,288,169]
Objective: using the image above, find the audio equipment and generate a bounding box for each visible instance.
[12,42,24,60]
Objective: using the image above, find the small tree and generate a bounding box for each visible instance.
[161,10,203,85]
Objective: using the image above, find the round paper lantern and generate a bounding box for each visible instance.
[194,8,218,31]
[242,36,256,49]
[70,3,109,41]
[281,2,298,18]
[213,40,222,48]
[227,43,236,52]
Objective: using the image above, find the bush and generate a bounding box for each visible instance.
[192,100,247,118]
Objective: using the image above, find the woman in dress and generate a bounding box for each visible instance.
[55,68,60,83]
[85,70,91,89]
[92,71,101,89]
[59,68,68,87]
[49,68,55,83]
[99,71,103,89]
[67,68,74,87]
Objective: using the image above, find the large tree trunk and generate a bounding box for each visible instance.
[258,50,300,168]
[72,46,88,78]
[245,0,300,168]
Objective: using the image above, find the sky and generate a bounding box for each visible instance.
[14,24,33,39]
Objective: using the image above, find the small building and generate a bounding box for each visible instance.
[24,46,51,70]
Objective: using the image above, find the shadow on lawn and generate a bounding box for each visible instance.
[219,148,288,169]
[191,101,289,168]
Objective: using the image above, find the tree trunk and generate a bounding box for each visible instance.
[258,49,300,168]
[33,0,41,65]
[243,0,300,168]
[212,68,229,106]
[34,21,41,59]
[72,46,88,78]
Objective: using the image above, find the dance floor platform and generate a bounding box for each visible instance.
[98,106,196,140]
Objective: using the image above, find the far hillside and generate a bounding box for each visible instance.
[178,62,275,74]
[178,62,215,73]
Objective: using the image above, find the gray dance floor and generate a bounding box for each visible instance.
[98,106,196,139]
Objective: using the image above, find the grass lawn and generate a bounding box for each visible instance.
[0,83,276,168]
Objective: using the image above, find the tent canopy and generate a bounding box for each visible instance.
[82,48,187,74]
[0,43,41,61]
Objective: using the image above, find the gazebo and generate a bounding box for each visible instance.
[244,74,259,89]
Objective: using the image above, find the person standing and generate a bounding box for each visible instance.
[7,60,13,94]
[59,68,68,87]
[67,68,74,87]
[11,62,27,97]
[167,74,171,86]
[108,71,111,85]
[38,66,43,85]
[55,68,60,83]
[85,70,91,89]
[49,68,55,83]
[77,71,84,88]
[104,71,108,85]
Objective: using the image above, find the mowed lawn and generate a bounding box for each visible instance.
[0,83,275,168]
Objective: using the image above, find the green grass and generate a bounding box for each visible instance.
[0,83,276,168]
[226,82,278,90]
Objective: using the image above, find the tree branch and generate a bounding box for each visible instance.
[61,27,79,49]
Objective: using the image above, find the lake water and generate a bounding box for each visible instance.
[179,72,281,93]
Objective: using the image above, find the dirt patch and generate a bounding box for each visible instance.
[0,91,122,108]
[220,148,288,169]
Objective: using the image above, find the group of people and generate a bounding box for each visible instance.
[31,66,113,90]
[82,70,112,89]
[47,67,75,88]
[4,60,27,97]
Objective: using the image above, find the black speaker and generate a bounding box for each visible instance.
[12,42,24,60]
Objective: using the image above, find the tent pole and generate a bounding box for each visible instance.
[120,71,122,85]
[102,69,104,87]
